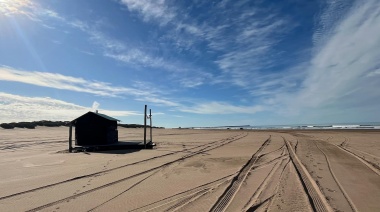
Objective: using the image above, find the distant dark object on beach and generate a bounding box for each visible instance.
[0,120,70,129]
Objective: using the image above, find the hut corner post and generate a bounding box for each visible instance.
[144,105,147,149]
[69,123,73,153]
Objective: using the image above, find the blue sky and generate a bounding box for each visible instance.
[1,0,380,128]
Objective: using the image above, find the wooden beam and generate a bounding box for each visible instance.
[69,123,73,153]
[150,109,152,143]
[144,105,147,149]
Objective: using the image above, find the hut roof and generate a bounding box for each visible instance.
[71,111,120,123]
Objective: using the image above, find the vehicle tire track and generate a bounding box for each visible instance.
[259,159,291,212]
[314,140,358,212]
[21,133,249,212]
[242,158,289,211]
[129,172,237,212]
[0,140,67,151]
[330,135,380,175]
[87,170,160,212]
[210,135,271,212]
[335,144,380,176]
[0,133,246,201]
[283,137,333,212]
[163,189,210,212]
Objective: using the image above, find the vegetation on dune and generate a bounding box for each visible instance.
[0,121,70,129]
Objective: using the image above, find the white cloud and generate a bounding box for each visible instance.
[0,67,266,116]
[211,9,292,91]
[0,0,65,23]
[2,0,211,88]
[0,66,140,97]
[0,92,139,123]
[104,51,178,71]
[119,0,203,36]
[367,69,380,77]
[312,0,352,48]
[136,96,180,107]
[0,0,35,17]
[281,0,380,117]
[78,50,95,56]
[179,101,264,114]
[118,0,205,52]
[119,0,295,92]
[68,20,211,86]
[0,66,180,107]
[120,0,176,25]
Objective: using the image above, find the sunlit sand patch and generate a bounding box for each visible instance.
[23,160,65,168]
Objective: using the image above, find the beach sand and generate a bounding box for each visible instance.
[0,127,379,211]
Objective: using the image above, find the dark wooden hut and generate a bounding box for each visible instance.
[70,111,119,146]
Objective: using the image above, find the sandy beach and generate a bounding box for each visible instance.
[0,127,380,211]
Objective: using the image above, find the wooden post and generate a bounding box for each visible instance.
[144,105,147,149]
[69,123,73,153]
[150,109,152,143]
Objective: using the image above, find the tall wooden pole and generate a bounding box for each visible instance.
[150,109,152,143]
[69,123,73,153]
[144,105,147,149]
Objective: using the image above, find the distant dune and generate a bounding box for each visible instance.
[0,121,70,129]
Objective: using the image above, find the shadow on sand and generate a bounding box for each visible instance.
[65,141,155,154]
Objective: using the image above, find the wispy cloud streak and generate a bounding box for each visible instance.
[280,0,380,119]
[0,66,265,115]
[119,0,297,94]
[0,92,139,123]
[0,66,182,108]
[0,66,144,97]
[120,0,176,25]
[179,102,264,114]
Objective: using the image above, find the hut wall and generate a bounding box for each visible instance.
[75,113,118,146]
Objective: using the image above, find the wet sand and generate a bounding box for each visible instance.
[0,127,379,211]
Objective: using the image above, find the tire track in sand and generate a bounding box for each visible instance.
[336,143,380,176]
[21,133,248,212]
[129,172,237,212]
[243,158,290,211]
[314,140,358,212]
[0,133,245,201]
[283,137,333,212]
[210,135,272,212]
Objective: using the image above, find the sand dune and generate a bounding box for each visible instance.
[0,127,379,211]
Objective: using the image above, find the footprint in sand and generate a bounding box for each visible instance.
[327,188,336,192]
